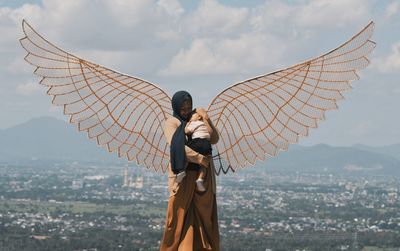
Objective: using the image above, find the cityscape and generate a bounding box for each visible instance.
[1,159,399,251]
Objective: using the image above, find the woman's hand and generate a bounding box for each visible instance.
[196,107,209,121]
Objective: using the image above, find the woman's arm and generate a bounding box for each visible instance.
[164,118,210,167]
[196,108,219,145]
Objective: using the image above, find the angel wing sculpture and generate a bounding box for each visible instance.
[20,20,375,175]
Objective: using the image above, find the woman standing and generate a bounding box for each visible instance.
[160,91,220,251]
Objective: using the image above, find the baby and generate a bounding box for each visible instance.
[185,111,213,192]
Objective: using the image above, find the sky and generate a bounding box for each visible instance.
[0,0,399,147]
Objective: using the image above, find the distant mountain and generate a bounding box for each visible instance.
[352,143,400,161]
[0,117,399,175]
[262,143,400,175]
[0,116,122,163]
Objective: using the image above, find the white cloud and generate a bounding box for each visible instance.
[155,29,181,42]
[5,55,32,75]
[49,105,62,113]
[0,4,41,49]
[160,38,234,75]
[161,0,373,76]
[372,41,400,73]
[183,0,249,36]
[8,0,185,52]
[16,81,43,96]
[295,0,370,28]
[157,0,184,18]
[350,120,375,136]
[249,0,371,33]
[0,0,187,79]
[160,33,288,76]
[249,1,294,33]
[1,0,374,79]
[385,1,399,18]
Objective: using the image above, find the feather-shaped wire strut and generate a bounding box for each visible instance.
[208,22,375,174]
[20,20,173,173]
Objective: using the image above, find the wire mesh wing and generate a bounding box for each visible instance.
[208,22,375,174]
[20,20,172,173]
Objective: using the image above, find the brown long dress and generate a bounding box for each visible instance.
[160,117,220,251]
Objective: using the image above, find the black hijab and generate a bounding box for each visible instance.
[170,91,193,174]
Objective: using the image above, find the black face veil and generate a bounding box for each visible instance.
[170,91,193,174]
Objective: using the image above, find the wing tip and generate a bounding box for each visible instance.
[362,20,375,34]
[22,19,27,29]
[368,20,375,29]
[21,19,31,35]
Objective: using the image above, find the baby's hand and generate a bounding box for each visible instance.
[196,107,209,120]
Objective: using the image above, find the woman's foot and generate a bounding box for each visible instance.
[196,179,206,192]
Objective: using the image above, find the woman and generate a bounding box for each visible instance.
[160,91,220,251]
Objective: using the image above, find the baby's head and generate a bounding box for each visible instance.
[189,112,202,122]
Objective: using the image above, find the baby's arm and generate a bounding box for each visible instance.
[203,119,213,135]
[196,108,212,134]
[197,107,219,144]
[185,122,193,135]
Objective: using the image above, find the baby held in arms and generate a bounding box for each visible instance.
[185,110,213,192]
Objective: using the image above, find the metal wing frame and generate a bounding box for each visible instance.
[20,20,172,173]
[208,22,376,174]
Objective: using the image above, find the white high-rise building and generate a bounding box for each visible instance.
[123,166,130,187]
